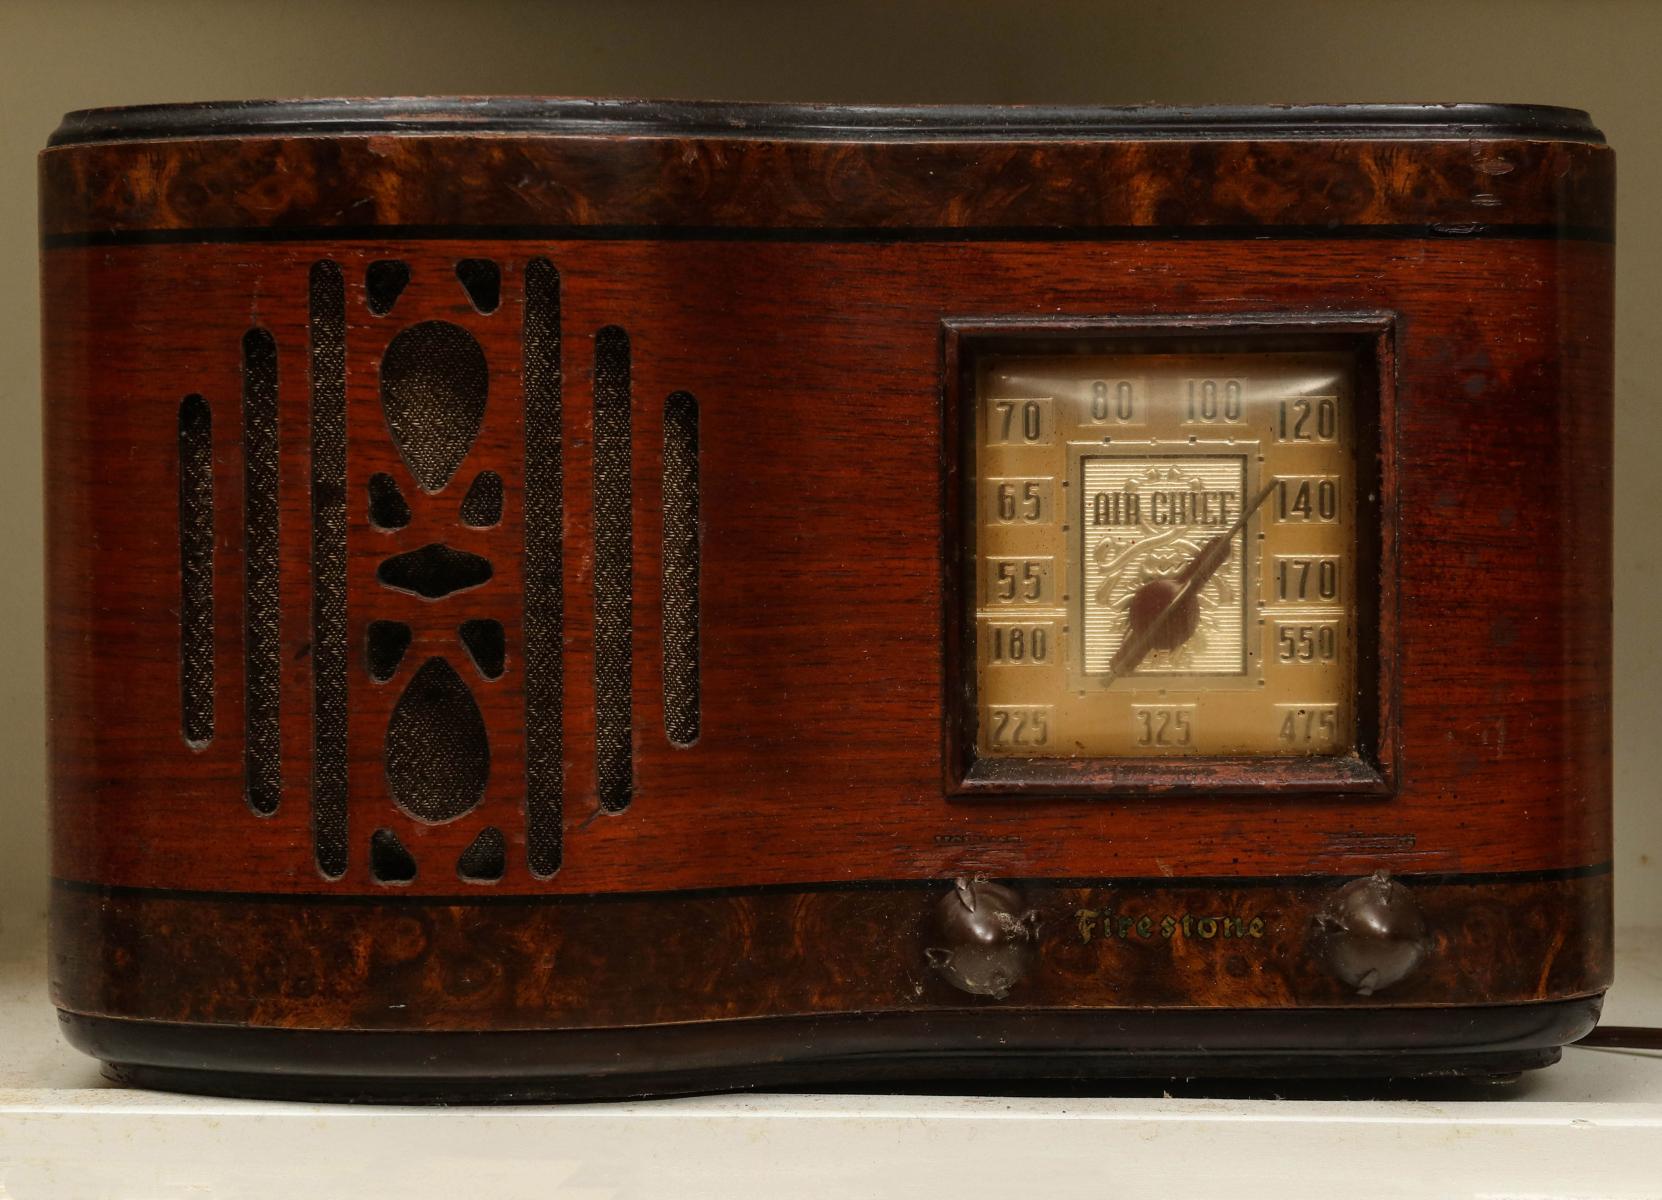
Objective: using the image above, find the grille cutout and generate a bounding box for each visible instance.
[377,542,493,599]
[522,258,564,875]
[455,258,502,314]
[370,828,417,884]
[381,320,488,495]
[241,328,281,813]
[366,620,412,683]
[386,656,490,824]
[459,618,506,680]
[662,391,701,747]
[458,470,503,527]
[367,472,411,530]
[309,261,349,876]
[458,826,506,883]
[178,393,215,749]
[365,260,409,316]
[592,326,633,813]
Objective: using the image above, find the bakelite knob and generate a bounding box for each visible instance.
[925,877,1039,999]
[1314,870,1431,996]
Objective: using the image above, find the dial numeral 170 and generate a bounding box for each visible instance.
[1275,556,1341,602]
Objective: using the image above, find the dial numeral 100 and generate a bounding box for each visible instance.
[1277,704,1341,747]
[1184,378,1245,423]
[986,622,1051,664]
[1274,555,1341,602]
[1277,395,1339,442]
[1275,620,1340,663]
[987,705,1050,748]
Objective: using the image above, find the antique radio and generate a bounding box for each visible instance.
[41,100,1613,1099]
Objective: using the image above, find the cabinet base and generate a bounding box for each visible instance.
[61,998,1601,1104]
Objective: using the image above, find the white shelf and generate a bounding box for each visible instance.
[3,927,1660,1200]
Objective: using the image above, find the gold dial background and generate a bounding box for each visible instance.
[973,351,1359,758]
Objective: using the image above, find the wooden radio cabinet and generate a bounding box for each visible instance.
[40,100,1613,1098]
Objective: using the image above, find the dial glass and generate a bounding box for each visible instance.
[970,348,1360,759]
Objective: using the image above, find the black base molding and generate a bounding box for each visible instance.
[62,998,1601,1104]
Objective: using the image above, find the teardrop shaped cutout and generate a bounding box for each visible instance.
[457,826,506,883]
[370,827,417,883]
[386,656,490,824]
[380,320,488,494]
[455,259,501,314]
[365,260,410,316]
[459,618,505,680]
[458,470,503,527]
[366,620,412,682]
[367,472,411,530]
[377,542,494,600]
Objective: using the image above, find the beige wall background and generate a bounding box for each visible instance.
[1,0,1656,949]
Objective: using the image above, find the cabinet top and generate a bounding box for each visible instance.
[48,98,1604,148]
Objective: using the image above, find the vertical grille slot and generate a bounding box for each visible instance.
[592,325,633,813]
[308,261,349,876]
[178,393,215,748]
[523,258,564,875]
[241,329,281,812]
[662,391,700,747]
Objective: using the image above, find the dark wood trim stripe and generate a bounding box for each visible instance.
[51,860,1612,908]
[38,132,1613,241]
[50,870,1612,1029]
[42,223,1615,250]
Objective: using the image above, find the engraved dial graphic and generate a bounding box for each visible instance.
[971,350,1359,758]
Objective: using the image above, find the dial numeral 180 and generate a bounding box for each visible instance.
[985,622,1052,664]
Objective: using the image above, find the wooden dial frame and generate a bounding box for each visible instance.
[943,314,1399,798]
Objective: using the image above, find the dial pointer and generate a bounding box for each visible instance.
[1103,479,1277,685]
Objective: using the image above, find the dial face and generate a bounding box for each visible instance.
[970,349,1360,759]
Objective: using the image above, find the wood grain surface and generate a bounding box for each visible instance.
[43,237,1613,895]
[39,116,1614,1039]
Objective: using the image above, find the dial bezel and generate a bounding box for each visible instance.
[942,314,1399,798]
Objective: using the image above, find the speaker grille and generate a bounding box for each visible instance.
[386,656,490,824]
[592,326,633,813]
[662,391,700,747]
[369,827,417,884]
[380,320,487,495]
[458,470,503,527]
[364,259,409,317]
[178,393,215,749]
[522,258,564,876]
[241,329,281,813]
[457,825,506,883]
[455,258,502,314]
[308,261,349,877]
